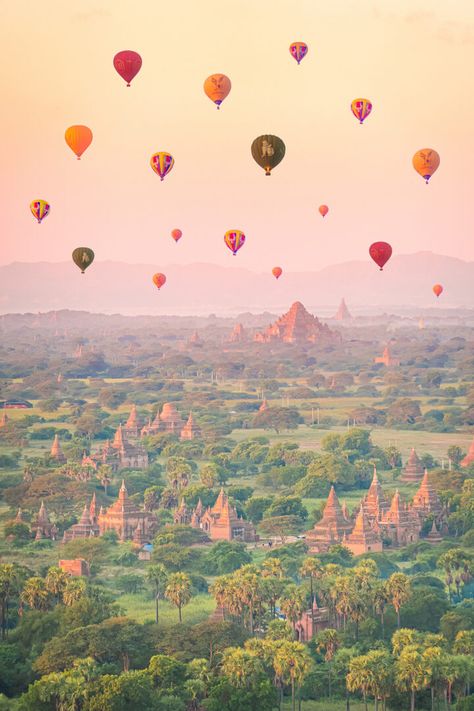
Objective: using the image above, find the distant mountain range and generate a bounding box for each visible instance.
[1,252,473,315]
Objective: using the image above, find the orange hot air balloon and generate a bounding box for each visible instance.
[319,205,329,218]
[351,98,372,124]
[289,42,308,65]
[433,284,443,298]
[272,267,282,279]
[152,273,166,290]
[113,50,142,86]
[171,229,182,243]
[203,74,231,109]
[369,242,392,271]
[65,125,93,160]
[412,149,440,184]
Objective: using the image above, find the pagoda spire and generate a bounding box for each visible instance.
[50,434,65,461]
[112,424,125,450]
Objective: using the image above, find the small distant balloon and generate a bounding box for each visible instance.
[203,74,231,109]
[150,152,174,181]
[113,50,142,86]
[152,273,166,290]
[72,248,95,274]
[30,200,50,224]
[433,284,443,298]
[65,125,93,159]
[351,98,372,124]
[319,205,329,218]
[412,149,440,184]
[369,242,392,271]
[251,135,286,176]
[272,267,283,279]
[171,229,182,243]
[289,42,308,65]
[224,230,246,256]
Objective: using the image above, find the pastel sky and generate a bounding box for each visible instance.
[2,0,473,272]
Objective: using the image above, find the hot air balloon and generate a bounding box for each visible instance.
[369,242,392,271]
[351,98,372,124]
[203,74,231,109]
[171,229,182,243]
[433,283,443,298]
[319,205,329,218]
[251,135,286,176]
[153,273,166,290]
[113,50,142,86]
[65,125,93,159]
[30,200,50,224]
[150,152,174,181]
[289,42,308,65]
[72,248,95,274]
[224,230,246,256]
[412,149,440,184]
[272,267,282,279]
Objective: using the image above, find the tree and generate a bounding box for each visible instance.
[259,515,302,544]
[200,463,218,488]
[273,640,311,711]
[279,585,306,633]
[21,577,50,611]
[146,564,168,624]
[386,398,422,425]
[0,564,20,640]
[396,645,429,711]
[346,654,375,711]
[166,457,192,491]
[63,578,87,607]
[314,628,341,697]
[165,572,192,623]
[45,567,69,604]
[447,445,464,467]
[265,496,308,522]
[386,572,411,629]
[245,496,273,524]
[221,647,265,688]
[253,407,302,434]
[299,557,323,635]
[438,549,473,602]
[373,582,389,639]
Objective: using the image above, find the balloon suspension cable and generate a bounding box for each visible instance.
[77,157,81,160]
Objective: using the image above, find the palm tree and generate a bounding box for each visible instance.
[98,464,112,496]
[45,566,69,604]
[21,577,50,611]
[386,572,411,629]
[273,640,311,711]
[146,564,168,624]
[373,582,389,639]
[0,564,19,639]
[235,568,261,634]
[279,585,306,636]
[221,647,264,688]
[165,572,192,622]
[346,654,374,711]
[395,644,429,711]
[422,646,444,711]
[299,557,323,636]
[263,557,284,579]
[63,578,86,607]
[366,650,394,711]
[315,628,341,697]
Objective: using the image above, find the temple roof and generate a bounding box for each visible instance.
[51,434,65,460]
[125,404,141,429]
[334,298,352,320]
[412,470,442,515]
[255,302,339,344]
[347,503,380,544]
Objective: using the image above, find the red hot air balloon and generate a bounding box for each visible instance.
[272,267,282,279]
[171,229,182,243]
[319,205,329,218]
[369,242,392,271]
[113,51,142,86]
[433,284,443,298]
[152,273,166,290]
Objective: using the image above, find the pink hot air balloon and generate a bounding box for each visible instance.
[319,205,329,218]
[171,229,182,243]
[113,50,142,86]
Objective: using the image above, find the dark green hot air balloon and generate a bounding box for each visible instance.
[72,247,95,274]
[251,134,285,175]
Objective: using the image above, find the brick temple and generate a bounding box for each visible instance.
[254,302,339,344]
[174,489,257,542]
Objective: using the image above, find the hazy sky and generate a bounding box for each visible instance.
[2,0,473,272]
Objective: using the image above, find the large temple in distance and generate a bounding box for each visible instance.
[254,302,340,345]
[174,489,258,543]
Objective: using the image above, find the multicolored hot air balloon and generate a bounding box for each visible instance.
[150,152,174,181]
[351,98,372,124]
[369,242,392,271]
[412,149,440,184]
[113,50,142,86]
[319,205,329,218]
[224,230,246,256]
[433,283,443,298]
[65,125,93,159]
[72,248,95,274]
[289,42,308,65]
[272,266,282,279]
[171,229,182,243]
[30,200,50,224]
[203,74,231,109]
[153,273,166,290]
[251,135,286,176]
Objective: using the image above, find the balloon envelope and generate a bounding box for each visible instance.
[412,149,440,184]
[153,273,166,290]
[150,152,174,181]
[272,267,282,279]
[351,98,372,124]
[113,50,142,86]
[203,74,231,108]
[369,242,392,270]
[319,205,329,217]
[65,125,93,159]
[171,229,182,243]
[30,200,50,224]
[224,230,246,255]
[433,283,443,298]
[289,42,308,64]
[251,135,286,175]
[72,248,94,274]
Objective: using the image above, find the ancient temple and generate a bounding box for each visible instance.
[141,403,184,436]
[401,448,425,482]
[32,501,58,540]
[378,490,421,547]
[460,434,474,468]
[189,489,257,542]
[344,503,383,556]
[305,486,353,553]
[363,468,390,520]
[334,298,352,321]
[98,480,156,542]
[295,599,330,641]
[228,323,247,343]
[425,521,443,544]
[180,413,201,441]
[123,405,142,438]
[374,346,400,367]
[50,434,66,463]
[173,498,191,525]
[62,496,100,543]
[254,302,339,345]
[411,470,443,521]
[111,424,148,469]
[188,331,202,345]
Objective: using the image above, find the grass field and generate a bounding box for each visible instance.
[281,701,370,711]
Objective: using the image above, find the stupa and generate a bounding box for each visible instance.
[305,486,353,552]
[334,298,352,320]
[228,323,247,343]
[344,503,383,555]
[255,302,339,344]
[374,346,400,367]
[123,404,142,438]
[98,480,157,542]
[411,470,443,520]
[50,434,66,463]
[190,489,257,542]
[159,403,185,434]
[180,413,201,440]
[401,448,425,482]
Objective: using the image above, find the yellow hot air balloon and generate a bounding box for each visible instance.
[351,98,372,124]
[65,125,93,159]
[30,200,50,224]
[412,149,440,184]
[203,74,231,109]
